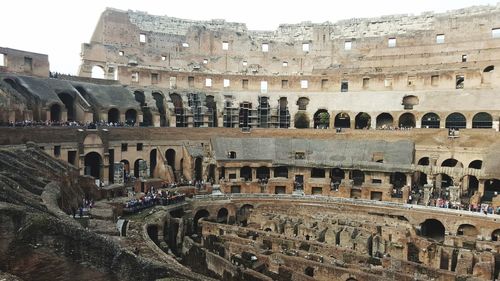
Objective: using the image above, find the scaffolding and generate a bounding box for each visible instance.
[258,96,270,128]
[188,93,205,127]
[223,100,239,128]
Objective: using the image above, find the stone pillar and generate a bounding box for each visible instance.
[415,116,422,128]
[406,174,413,187]
[325,169,330,179]
[270,168,274,178]
[493,120,499,132]
[251,168,257,181]
[120,113,126,123]
[350,117,356,129]
[478,179,485,196]
[466,118,473,129]
[371,117,377,129]
[46,109,51,121]
[61,111,68,122]
[153,115,161,127]
[138,114,144,126]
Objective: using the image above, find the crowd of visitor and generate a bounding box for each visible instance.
[3,120,137,128]
[123,187,186,214]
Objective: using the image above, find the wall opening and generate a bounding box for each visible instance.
[376,113,393,129]
[355,112,371,129]
[314,109,330,129]
[472,112,492,128]
[421,112,440,128]
[445,112,466,129]
[84,152,102,180]
[334,112,350,128]
[107,108,120,123]
[420,219,445,242]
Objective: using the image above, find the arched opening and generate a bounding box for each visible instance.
[482,65,494,84]
[346,278,358,281]
[311,168,325,178]
[240,166,252,181]
[274,166,288,178]
[121,159,130,181]
[472,112,493,129]
[355,112,371,129]
[206,95,218,127]
[84,152,102,180]
[238,204,254,227]
[314,109,330,129]
[50,104,62,122]
[134,159,144,178]
[296,97,309,110]
[239,101,252,128]
[208,164,216,182]
[350,170,364,187]
[418,157,430,166]
[278,97,290,128]
[441,158,463,168]
[304,266,314,277]
[483,179,500,202]
[194,157,203,181]
[256,166,270,180]
[420,219,445,242]
[125,109,137,126]
[107,108,120,123]
[166,149,176,170]
[469,160,483,169]
[147,225,159,244]
[193,209,210,234]
[91,65,105,79]
[135,91,152,126]
[334,112,350,128]
[435,173,453,198]
[58,93,75,121]
[445,112,466,129]
[398,113,415,128]
[376,113,394,129]
[421,112,440,128]
[294,112,310,129]
[149,149,157,178]
[258,96,270,128]
[457,224,478,237]
[492,229,500,241]
[153,92,167,127]
[217,208,229,224]
[170,93,185,127]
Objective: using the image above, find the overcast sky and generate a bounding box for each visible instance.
[1,0,498,74]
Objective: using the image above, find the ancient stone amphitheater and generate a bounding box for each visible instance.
[1,3,500,281]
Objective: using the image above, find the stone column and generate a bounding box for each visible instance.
[371,116,377,129]
[269,168,274,178]
[478,179,485,196]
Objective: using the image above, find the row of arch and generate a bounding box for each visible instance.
[417,157,482,169]
[299,111,494,129]
[420,218,500,242]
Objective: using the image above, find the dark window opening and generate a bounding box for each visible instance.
[341,80,348,92]
[54,145,61,157]
[456,75,464,89]
[121,143,128,152]
[136,143,143,151]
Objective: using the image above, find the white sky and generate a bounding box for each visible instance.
[1,0,498,75]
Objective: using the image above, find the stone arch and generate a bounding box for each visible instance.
[256,166,270,180]
[278,97,290,128]
[166,149,176,170]
[57,93,75,121]
[240,166,252,181]
[420,219,445,242]
[49,103,62,122]
[194,157,202,181]
[296,97,309,110]
[294,112,310,129]
[107,108,120,123]
[482,65,494,84]
[133,159,145,178]
[91,65,105,79]
[468,160,482,169]
[334,112,351,128]
[457,224,478,237]
[421,112,440,128]
[376,113,394,129]
[125,109,137,126]
[484,65,495,72]
[314,109,330,129]
[120,159,130,179]
[217,207,229,224]
[441,158,463,168]
[274,166,288,178]
[492,229,500,241]
[472,112,493,129]
[355,112,371,129]
[465,175,479,197]
[134,91,152,126]
[436,173,454,189]
[238,204,254,226]
[193,209,210,233]
[84,152,102,179]
[445,112,466,129]
[398,112,415,128]
[152,92,167,127]
[418,157,430,166]
[170,93,186,127]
